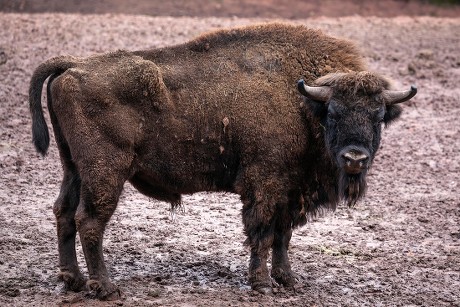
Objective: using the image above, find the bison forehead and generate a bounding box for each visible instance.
[316,71,392,107]
[336,94,383,110]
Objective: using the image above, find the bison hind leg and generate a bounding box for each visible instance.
[52,158,86,293]
[48,73,88,293]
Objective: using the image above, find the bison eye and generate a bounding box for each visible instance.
[374,117,384,127]
[375,114,384,124]
[375,108,385,124]
[327,106,338,121]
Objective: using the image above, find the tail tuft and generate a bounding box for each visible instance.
[32,113,50,156]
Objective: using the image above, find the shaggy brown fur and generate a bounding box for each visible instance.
[28,23,415,299]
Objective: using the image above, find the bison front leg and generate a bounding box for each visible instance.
[271,195,303,288]
[243,217,274,294]
[240,175,281,294]
[271,225,298,287]
[239,167,301,293]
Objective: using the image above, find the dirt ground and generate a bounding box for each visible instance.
[0,2,459,307]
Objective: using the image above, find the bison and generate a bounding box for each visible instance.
[29,23,416,299]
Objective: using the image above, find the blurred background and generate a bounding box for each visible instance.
[0,0,459,18]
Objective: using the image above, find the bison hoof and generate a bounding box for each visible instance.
[86,279,121,301]
[271,267,299,287]
[58,271,87,292]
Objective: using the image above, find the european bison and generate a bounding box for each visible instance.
[29,23,416,299]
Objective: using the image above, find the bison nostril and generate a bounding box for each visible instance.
[342,151,368,164]
[341,150,369,174]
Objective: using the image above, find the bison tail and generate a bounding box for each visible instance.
[29,56,77,156]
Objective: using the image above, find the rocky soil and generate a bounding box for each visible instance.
[0,11,459,307]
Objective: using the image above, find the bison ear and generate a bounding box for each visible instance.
[297,79,332,102]
[383,104,402,126]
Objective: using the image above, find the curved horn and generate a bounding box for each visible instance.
[297,79,332,102]
[383,85,417,105]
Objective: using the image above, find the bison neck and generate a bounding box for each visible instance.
[303,151,341,214]
[297,118,344,222]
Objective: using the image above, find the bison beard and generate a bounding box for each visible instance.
[339,171,367,207]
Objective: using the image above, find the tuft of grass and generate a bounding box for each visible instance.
[316,245,354,257]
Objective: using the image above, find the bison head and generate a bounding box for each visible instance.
[298,72,416,206]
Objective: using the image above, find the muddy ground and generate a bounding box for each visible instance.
[0,8,459,307]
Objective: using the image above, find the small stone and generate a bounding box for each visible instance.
[0,49,6,65]
[408,62,417,75]
[5,288,20,297]
[147,289,160,298]
[416,49,434,60]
